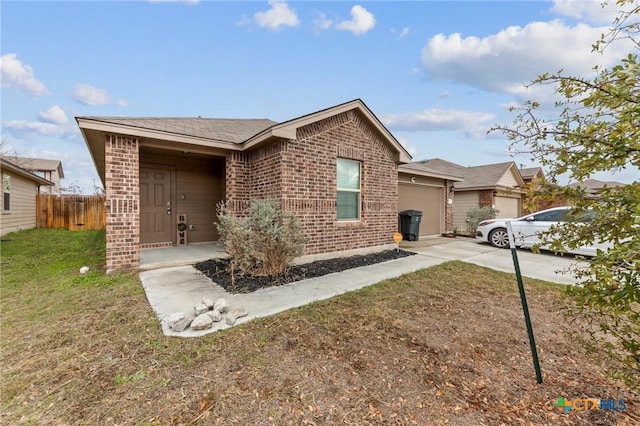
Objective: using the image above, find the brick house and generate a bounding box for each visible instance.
[77,99,412,273]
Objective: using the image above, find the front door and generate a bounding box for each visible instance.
[140,166,173,244]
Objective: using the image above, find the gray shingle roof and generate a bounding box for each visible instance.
[519,167,542,179]
[398,162,464,180]
[78,117,278,143]
[568,179,626,190]
[416,158,518,189]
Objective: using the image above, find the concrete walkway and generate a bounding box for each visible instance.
[139,237,587,338]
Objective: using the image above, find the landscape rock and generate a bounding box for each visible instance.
[166,312,185,329]
[191,313,214,330]
[207,310,223,322]
[225,308,248,326]
[171,317,192,332]
[213,298,228,313]
[79,266,90,274]
[202,297,215,309]
[194,302,209,316]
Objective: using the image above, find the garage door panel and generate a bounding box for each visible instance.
[495,196,520,218]
[398,183,443,235]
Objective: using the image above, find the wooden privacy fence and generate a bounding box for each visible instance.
[37,195,106,231]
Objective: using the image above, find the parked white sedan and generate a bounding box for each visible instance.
[475,206,606,256]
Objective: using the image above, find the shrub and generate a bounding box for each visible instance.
[465,206,499,235]
[216,199,307,278]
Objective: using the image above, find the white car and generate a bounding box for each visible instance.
[475,206,607,256]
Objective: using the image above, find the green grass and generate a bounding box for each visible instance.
[1,228,637,425]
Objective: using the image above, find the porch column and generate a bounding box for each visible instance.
[225,151,250,215]
[105,134,140,273]
[445,180,454,232]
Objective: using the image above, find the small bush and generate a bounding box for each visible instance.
[466,206,499,235]
[216,199,306,278]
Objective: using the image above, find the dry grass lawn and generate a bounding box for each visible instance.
[1,229,638,425]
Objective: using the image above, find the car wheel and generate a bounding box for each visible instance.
[488,228,509,248]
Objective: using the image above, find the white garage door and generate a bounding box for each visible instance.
[495,196,520,218]
[398,183,443,235]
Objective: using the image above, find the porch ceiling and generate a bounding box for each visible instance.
[80,127,231,185]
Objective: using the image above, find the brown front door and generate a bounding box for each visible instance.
[140,166,173,244]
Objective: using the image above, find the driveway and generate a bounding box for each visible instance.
[139,236,588,337]
[401,237,587,285]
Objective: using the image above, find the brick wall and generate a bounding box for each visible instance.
[105,134,139,273]
[224,111,399,255]
[478,189,494,208]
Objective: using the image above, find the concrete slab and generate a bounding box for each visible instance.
[139,237,588,338]
[140,243,226,270]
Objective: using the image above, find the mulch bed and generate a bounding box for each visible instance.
[195,249,416,293]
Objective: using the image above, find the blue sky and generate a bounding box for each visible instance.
[2,0,638,193]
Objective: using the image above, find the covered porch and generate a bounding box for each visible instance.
[140,242,226,270]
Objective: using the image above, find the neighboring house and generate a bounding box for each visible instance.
[519,166,570,213]
[0,158,54,237]
[77,99,413,273]
[397,163,463,236]
[1,156,64,195]
[415,158,526,233]
[568,179,626,199]
[519,166,543,186]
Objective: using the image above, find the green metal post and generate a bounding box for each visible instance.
[505,221,543,384]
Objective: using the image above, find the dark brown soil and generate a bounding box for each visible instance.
[195,249,416,293]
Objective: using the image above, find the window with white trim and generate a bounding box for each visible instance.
[337,158,361,220]
[3,174,10,212]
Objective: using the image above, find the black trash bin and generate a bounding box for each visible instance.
[398,210,423,241]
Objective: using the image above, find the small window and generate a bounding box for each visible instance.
[3,175,10,212]
[337,158,361,220]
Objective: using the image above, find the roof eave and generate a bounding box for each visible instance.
[76,117,240,150]
[0,159,55,186]
[398,166,464,181]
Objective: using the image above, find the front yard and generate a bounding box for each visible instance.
[1,229,637,425]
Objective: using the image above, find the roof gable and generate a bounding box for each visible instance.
[519,167,543,180]
[243,99,412,163]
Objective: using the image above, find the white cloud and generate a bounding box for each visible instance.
[397,136,417,156]
[312,11,333,33]
[3,105,78,140]
[38,105,68,125]
[336,5,375,36]
[0,53,49,96]
[421,19,630,100]
[3,120,67,137]
[391,27,410,39]
[550,0,624,24]
[382,108,495,138]
[72,83,127,106]
[254,0,300,30]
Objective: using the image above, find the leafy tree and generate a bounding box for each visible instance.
[490,0,639,386]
